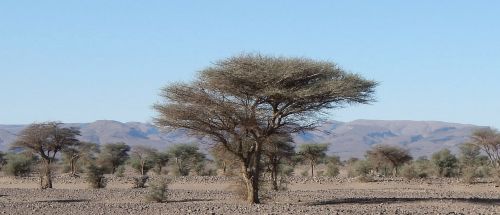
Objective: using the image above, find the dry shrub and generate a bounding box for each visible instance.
[461,166,477,184]
[133,175,149,188]
[85,163,106,188]
[146,178,170,203]
[325,163,340,177]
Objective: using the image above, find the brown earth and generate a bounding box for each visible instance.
[0,175,499,214]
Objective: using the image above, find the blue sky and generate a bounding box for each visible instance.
[0,1,499,128]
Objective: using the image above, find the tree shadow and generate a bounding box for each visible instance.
[168,199,214,203]
[307,197,500,206]
[36,199,90,203]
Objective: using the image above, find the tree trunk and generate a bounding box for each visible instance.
[241,145,262,204]
[271,161,279,191]
[40,161,52,189]
[70,158,77,176]
[310,161,314,177]
[242,167,260,204]
[141,160,145,175]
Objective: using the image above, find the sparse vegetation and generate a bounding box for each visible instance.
[154,54,377,203]
[366,144,412,177]
[130,145,158,176]
[166,144,205,176]
[3,153,36,177]
[145,178,170,203]
[297,143,329,177]
[133,175,149,188]
[97,142,130,174]
[431,149,459,178]
[62,142,99,176]
[12,122,80,189]
[85,163,106,188]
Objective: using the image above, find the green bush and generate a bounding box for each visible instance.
[431,149,459,177]
[85,163,106,188]
[347,160,373,182]
[401,162,429,179]
[115,165,125,177]
[348,160,372,177]
[3,154,34,177]
[146,178,170,203]
[325,163,340,177]
[280,165,295,177]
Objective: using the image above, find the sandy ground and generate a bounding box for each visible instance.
[0,175,499,214]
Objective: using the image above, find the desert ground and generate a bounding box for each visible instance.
[0,174,499,215]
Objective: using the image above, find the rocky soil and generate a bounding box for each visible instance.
[0,175,499,214]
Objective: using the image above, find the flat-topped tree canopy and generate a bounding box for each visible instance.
[154,54,377,203]
[156,54,377,136]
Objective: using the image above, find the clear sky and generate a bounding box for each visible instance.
[1,1,499,128]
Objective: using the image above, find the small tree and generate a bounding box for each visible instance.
[130,145,158,176]
[325,155,341,177]
[366,144,412,176]
[431,149,458,177]
[470,128,500,168]
[12,122,80,189]
[151,151,169,175]
[62,142,99,176]
[166,144,205,176]
[262,134,295,190]
[97,142,130,174]
[85,163,106,188]
[297,143,328,177]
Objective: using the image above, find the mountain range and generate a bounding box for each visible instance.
[0,120,482,159]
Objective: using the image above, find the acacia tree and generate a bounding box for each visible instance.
[470,128,500,168]
[130,145,158,175]
[151,151,169,175]
[297,143,328,177]
[166,144,205,176]
[13,122,80,189]
[262,134,295,190]
[366,144,412,176]
[154,54,377,203]
[62,142,99,176]
[97,142,130,174]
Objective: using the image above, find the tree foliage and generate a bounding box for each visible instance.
[130,145,158,175]
[470,128,500,168]
[297,143,328,177]
[262,134,295,190]
[366,144,412,176]
[97,142,130,174]
[154,54,377,203]
[431,149,458,177]
[166,144,205,176]
[62,142,99,176]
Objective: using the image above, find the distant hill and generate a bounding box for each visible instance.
[0,120,482,159]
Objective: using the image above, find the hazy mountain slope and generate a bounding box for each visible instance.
[0,120,482,159]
